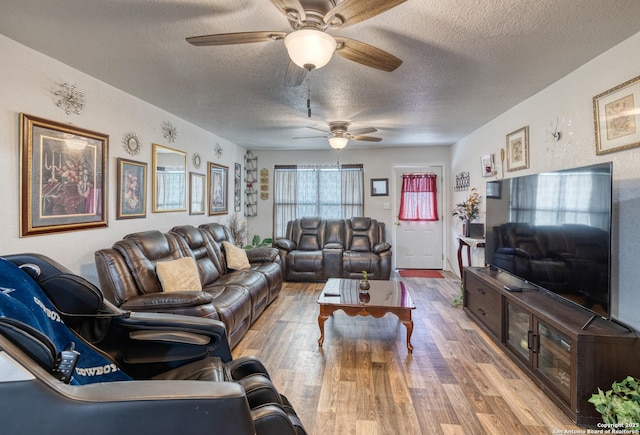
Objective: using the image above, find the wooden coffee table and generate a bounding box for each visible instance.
[317,278,416,352]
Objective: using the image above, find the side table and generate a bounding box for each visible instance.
[456,235,485,278]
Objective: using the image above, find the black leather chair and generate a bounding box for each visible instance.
[0,253,306,435]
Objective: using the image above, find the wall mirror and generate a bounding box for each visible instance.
[152,143,187,212]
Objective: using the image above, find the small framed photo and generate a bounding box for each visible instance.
[481,154,495,178]
[116,158,147,219]
[371,178,389,196]
[19,113,108,236]
[208,162,228,215]
[593,75,640,155]
[506,126,529,172]
[189,172,205,215]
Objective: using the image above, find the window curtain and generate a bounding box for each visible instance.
[156,171,185,209]
[273,165,364,238]
[398,173,438,221]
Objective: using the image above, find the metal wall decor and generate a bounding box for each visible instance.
[214,143,223,159]
[192,152,202,169]
[54,82,86,115]
[123,133,141,155]
[454,171,470,191]
[162,121,177,143]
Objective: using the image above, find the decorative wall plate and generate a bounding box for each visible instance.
[192,152,202,169]
[123,133,142,155]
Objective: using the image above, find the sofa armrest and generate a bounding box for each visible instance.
[373,242,392,254]
[273,239,296,252]
[324,242,344,250]
[121,291,214,311]
[245,247,280,263]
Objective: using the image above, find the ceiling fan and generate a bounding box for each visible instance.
[186,0,405,87]
[294,121,382,149]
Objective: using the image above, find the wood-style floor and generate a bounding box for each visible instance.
[233,272,583,434]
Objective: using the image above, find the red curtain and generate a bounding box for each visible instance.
[398,173,439,221]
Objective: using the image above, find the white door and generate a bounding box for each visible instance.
[393,166,444,269]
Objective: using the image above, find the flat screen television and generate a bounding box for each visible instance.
[484,162,612,319]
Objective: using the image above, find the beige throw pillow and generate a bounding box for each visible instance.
[223,241,251,270]
[156,257,202,292]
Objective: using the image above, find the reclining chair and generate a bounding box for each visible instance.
[0,253,306,435]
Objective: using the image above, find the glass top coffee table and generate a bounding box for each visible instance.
[317,278,416,352]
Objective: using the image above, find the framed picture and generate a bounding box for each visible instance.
[234,162,241,212]
[208,162,228,215]
[486,180,502,199]
[189,172,205,215]
[116,158,146,219]
[371,178,389,196]
[481,154,495,178]
[506,126,529,172]
[19,113,108,237]
[593,75,640,155]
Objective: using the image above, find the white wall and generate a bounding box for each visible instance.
[450,31,640,329]
[0,35,246,284]
[249,146,451,252]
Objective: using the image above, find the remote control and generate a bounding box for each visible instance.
[54,344,80,384]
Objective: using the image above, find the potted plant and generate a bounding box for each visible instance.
[359,270,370,292]
[243,234,273,249]
[588,376,640,424]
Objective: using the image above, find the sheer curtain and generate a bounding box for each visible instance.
[156,171,185,209]
[273,165,364,238]
[398,173,438,221]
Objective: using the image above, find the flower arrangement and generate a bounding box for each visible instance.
[451,187,481,222]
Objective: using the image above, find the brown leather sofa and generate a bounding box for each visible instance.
[94,223,282,348]
[273,217,392,282]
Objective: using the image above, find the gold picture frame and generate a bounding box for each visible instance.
[506,126,529,172]
[593,75,640,155]
[19,113,108,237]
[116,158,146,220]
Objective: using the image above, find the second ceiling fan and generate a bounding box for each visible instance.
[294,121,382,149]
[187,0,405,87]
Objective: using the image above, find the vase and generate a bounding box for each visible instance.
[464,220,471,237]
[359,291,371,303]
[359,280,370,293]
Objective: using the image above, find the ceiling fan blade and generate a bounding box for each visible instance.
[186,31,286,46]
[270,0,306,21]
[349,127,377,135]
[306,126,329,133]
[351,135,382,142]
[324,0,406,27]
[285,60,307,87]
[334,37,402,72]
[293,135,327,139]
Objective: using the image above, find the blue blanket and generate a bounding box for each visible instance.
[0,258,131,385]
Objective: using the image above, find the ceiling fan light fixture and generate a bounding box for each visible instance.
[328,136,348,149]
[284,28,336,70]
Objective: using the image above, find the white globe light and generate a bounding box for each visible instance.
[284,29,336,70]
[328,136,349,149]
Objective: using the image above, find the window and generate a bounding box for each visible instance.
[273,165,364,238]
[398,173,439,221]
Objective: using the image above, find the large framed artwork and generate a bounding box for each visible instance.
[116,158,146,219]
[506,126,529,172]
[593,75,640,155]
[208,162,228,215]
[19,113,108,237]
[189,172,205,215]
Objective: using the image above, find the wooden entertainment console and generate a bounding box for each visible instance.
[463,266,640,426]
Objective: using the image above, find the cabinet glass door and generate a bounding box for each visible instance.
[506,302,530,362]
[536,322,571,401]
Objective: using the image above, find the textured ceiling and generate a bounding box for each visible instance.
[1,0,639,150]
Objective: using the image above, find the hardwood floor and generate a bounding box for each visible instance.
[233,272,582,434]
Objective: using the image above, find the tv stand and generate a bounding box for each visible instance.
[463,266,640,426]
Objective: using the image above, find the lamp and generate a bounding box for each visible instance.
[328,136,348,150]
[284,28,336,70]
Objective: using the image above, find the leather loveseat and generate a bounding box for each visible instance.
[273,217,392,282]
[490,222,609,308]
[95,223,282,348]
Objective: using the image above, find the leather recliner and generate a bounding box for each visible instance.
[0,253,305,435]
[274,217,392,282]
